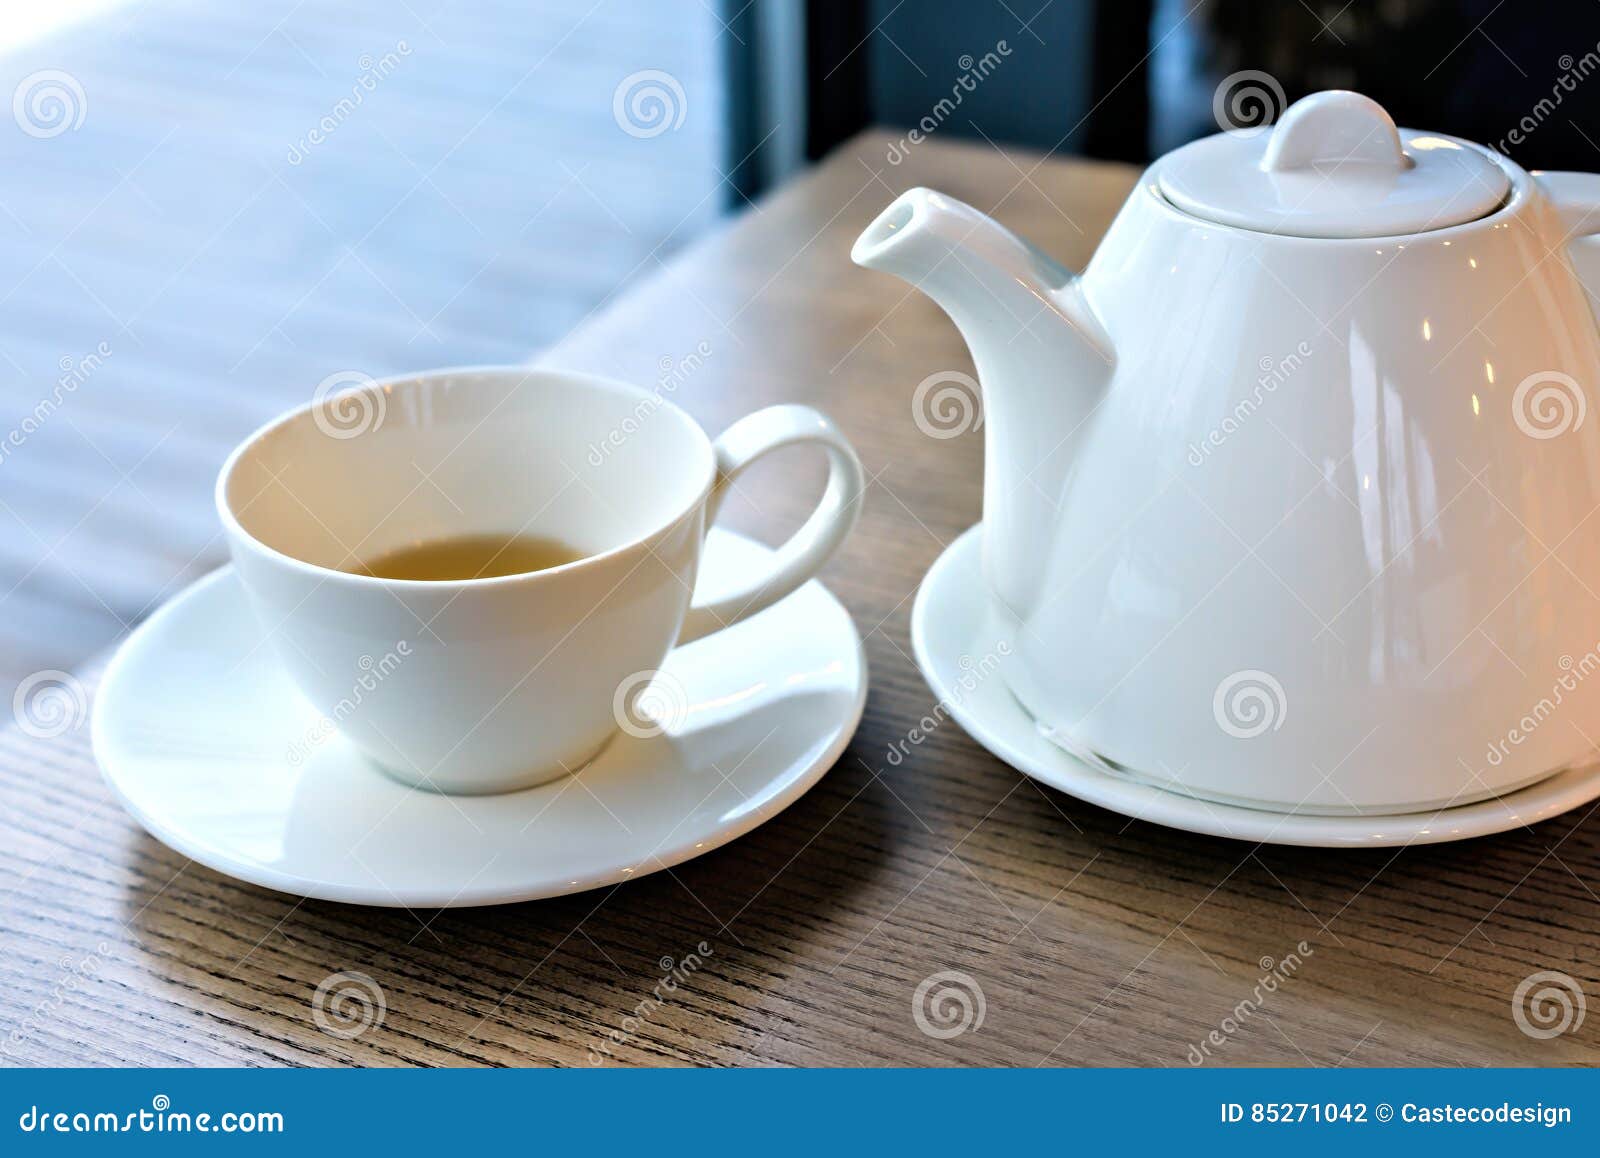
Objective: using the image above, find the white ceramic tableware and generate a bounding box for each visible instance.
[216,366,863,794]
[92,531,867,905]
[856,89,1600,815]
[912,526,1600,847]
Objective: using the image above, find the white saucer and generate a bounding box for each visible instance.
[93,530,866,906]
[911,526,1600,847]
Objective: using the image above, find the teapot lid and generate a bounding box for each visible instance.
[1156,90,1509,239]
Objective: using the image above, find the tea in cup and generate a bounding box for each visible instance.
[216,366,863,794]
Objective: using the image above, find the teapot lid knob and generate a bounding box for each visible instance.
[1262,91,1408,173]
[1155,88,1510,239]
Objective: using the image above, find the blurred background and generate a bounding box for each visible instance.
[5,0,1600,689]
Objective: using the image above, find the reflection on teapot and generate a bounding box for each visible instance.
[855,90,1600,815]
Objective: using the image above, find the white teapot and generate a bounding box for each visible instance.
[854,90,1600,815]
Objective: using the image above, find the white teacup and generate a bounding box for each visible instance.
[216,366,864,794]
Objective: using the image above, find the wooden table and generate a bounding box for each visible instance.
[3,131,1596,1067]
[0,0,724,693]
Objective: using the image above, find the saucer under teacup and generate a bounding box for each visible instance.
[92,530,865,907]
[910,526,1600,848]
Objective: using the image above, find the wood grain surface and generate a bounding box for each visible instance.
[0,0,725,691]
[3,130,1598,1068]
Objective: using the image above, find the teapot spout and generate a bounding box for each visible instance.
[852,188,1115,615]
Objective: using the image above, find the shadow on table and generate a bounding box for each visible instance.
[116,746,899,1065]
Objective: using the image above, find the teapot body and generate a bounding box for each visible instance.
[998,159,1600,812]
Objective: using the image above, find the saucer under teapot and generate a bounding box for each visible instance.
[857,90,1600,815]
[911,526,1600,845]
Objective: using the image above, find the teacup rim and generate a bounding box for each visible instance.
[214,363,717,589]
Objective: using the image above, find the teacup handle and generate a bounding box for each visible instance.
[676,404,864,644]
